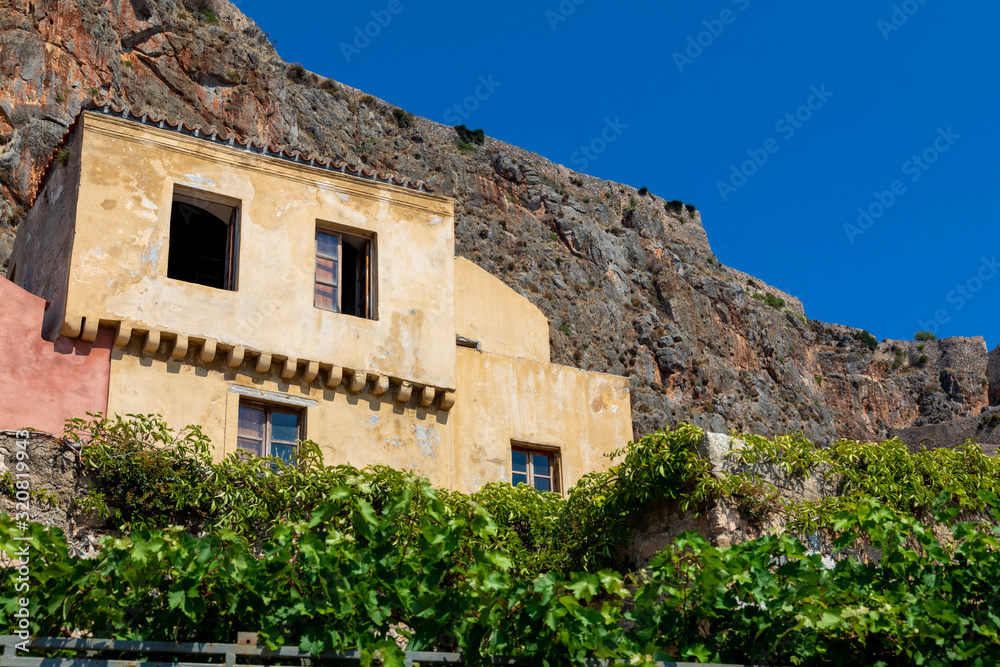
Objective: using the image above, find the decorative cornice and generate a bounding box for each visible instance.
[72,316,456,412]
[35,99,437,207]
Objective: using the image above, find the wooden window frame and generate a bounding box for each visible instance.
[169,186,241,291]
[314,226,375,319]
[510,443,561,494]
[236,400,304,466]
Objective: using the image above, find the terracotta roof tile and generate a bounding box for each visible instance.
[37,99,436,200]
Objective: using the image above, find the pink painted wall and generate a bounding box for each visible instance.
[0,277,111,434]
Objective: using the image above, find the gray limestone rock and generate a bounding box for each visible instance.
[493,151,524,183]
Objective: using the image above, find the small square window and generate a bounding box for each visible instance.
[315,227,374,319]
[238,401,303,466]
[511,445,560,494]
[167,187,240,291]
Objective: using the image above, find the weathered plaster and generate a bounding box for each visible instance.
[106,340,455,487]
[9,111,633,495]
[60,112,456,390]
[0,278,112,434]
[454,258,550,363]
[452,346,632,492]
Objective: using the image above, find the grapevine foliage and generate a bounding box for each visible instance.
[3,415,1000,665]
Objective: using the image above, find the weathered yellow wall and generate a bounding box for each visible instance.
[454,258,550,363]
[65,112,456,390]
[106,339,630,493]
[15,110,634,496]
[107,342,455,487]
[452,347,632,492]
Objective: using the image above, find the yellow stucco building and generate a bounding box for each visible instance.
[7,102,632,493]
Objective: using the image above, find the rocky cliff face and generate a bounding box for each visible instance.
[2,0,997,447]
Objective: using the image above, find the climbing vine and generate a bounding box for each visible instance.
[5,416,1000,664]
[60,414,1000,573]
[5,488,1000,665]
[729,431,1000,533]
[63,416,724,573]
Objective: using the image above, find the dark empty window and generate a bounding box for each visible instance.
[237,401,303,466]
[315,228,373,318]
[167,189,239,290]
[511,445,560,493]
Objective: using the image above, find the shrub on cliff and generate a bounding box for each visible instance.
[752,291,785,309]
[286,63,307,83]
[453,125,485,146]
[853,328,879,351]
[915,330,937,341]
[391,107,414,129]
[182,0,218,17]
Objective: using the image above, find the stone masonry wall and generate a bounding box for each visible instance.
[0,431,108,558]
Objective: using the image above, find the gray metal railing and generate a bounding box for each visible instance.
[0,635,769,667]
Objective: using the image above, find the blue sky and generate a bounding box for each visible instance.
[236,0,1000,348]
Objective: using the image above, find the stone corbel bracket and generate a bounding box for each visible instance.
[254,352,272,375]
[395,381,413,404]
[227,344,245,368]
[61,316,84,339]
[346,369,366,393]
[370,374,390,397]
[115,322,133,347]
[418,386,435,408]
[280,357,298,380]
[143,329,160,355]
[81,318,100,343]
[171,334,188,360]
[200,339,218,364]
[69,317,457,409]
[325,365,344,389]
